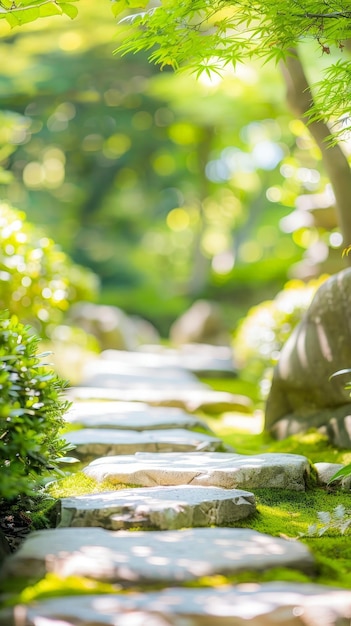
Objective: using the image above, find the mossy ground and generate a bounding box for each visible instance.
[2,375,351,606]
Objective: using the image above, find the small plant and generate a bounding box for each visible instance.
[0,312,72,501]
[305,505,351,537]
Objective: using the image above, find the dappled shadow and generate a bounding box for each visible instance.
[3,527,314,585]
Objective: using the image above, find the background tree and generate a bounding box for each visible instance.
[113,0,351,258]
[0,0,347,335]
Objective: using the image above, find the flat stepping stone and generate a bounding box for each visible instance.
[58,485,256,530]
[84,451,311,491]
[65,401,211,432]
[80,371,205,391]
[103,344,237,376]
[1,527,314,583]
[65,429,224,461]
[67,387,252,414]
[4,583,351,626]
[80,358,206,391]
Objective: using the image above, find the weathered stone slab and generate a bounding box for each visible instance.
[82,359,200,383]
[3,583,351,626]
[67,387,252,414]
[64,429,224,460]
[83,452,311,491]
[102,344,237,377]
[314,462,351,489]
[80,366,204,390]
[58,485,256,530]
[1,527,314,583]
[65,402,212,432]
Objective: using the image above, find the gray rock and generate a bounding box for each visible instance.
[2,583,351,626]
[265,268,351,447]
[82,359,199,382]
[169,300,230,346]
[1,527,314,583]
[64,429,224,461]
[66,387,252,414]
[130,315,161,345]
[68,303,139,351]
[83,451,311,491]
[65,402,212,432]
[314,462,351,488]
[58,485,256,530]
[102,344,237,377]
[80,359,203,390]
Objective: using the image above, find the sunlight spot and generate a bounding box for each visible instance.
[59,31,83,51]
[38,308,49,322]
[266,186,282,202]
[169,122,198,145]
[252,141,283,170]
[132,546,152,556]
[152,152,176,176]
[198,69,222,88]
[212,251,235,274]
[103,134,131,159]
[239,241,262,263]
[166,208,190,232]
[148,556,169,565]
[202,231,229,256]
[132,111,153,130]
[53,289,66,302]
[23,162,45,188]
[330,231,343,248]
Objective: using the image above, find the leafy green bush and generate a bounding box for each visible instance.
[233,276,327,398]
[0,202,99,336]
[0,312,71,501]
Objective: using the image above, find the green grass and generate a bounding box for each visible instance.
[209,423,351,466]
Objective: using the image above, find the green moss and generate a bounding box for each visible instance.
[47,472,140,498]
[200,377,261,404]
[2,573,120,606]
[210,425,351,466]
[184,567,311,588]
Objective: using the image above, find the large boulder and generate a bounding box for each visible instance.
[68,303,159,351]
[265,268,351,447]
[170,300,229,346]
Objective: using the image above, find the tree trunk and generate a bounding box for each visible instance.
[282,48,351,260]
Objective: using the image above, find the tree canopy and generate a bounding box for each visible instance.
[0,0,350,332]
[0,0,78,27]
[113,0,351,131]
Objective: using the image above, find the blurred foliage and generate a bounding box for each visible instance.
[0,202,99,336]
[0,2,346,334]
[233,276,328,399]
[0,312,71,501]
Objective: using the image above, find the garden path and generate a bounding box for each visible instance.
[1,346,351,625]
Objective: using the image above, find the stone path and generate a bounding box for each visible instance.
[1,345,351,626]
[67,386,252,414]
[58,486,256,529]
[66,402,212,431]
[83,451,311,490]
[3,583,350,626]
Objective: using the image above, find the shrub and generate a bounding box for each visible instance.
[233,276,328,398]
[0,312,71,501]
[0,202,99,336]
